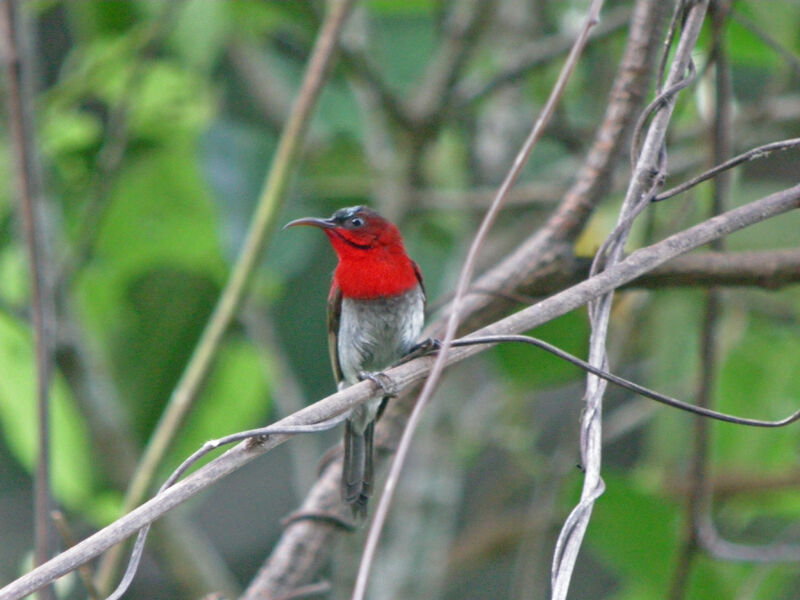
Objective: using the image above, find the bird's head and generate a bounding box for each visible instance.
[284,206,405,258]
[285,206,421,298]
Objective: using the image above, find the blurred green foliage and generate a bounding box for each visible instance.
[1,0,800,598]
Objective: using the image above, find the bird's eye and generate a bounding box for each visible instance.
[349,216,364,228]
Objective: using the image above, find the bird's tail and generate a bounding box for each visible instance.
[342,419,374,518]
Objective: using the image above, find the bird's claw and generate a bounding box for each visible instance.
[409,337,441,355]
[397,338,442,364]
[358,370,398,398]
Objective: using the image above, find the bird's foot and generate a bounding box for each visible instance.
[358,370,398,398]
[410,337,441,355]
[398,337,441,364]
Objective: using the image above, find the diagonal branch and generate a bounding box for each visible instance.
[456,0,671,332]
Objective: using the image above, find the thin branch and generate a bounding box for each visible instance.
[455,0,670,331]
[337,44,413,131]
[552,3,709,598]
[105,415,350,600]
[352,2,606,598]
[669,10,733,592]
[666,467,800,498]
[655,138,800,202]
[95,0,358,591]
[226,40,294,132]
[275,581,332,600]
[0,3,55,599]
[469,249,800,300]
[448,335,800,427]
[454,4,631,109]
[51,512,100,600]
[697,523,800,562]
[410,0,495,123]
[5,181,799,600]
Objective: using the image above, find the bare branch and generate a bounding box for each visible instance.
[670,10,734,591]
[552,2,710,597]
[0,2,55,597]
[655,138,800,202]
[456,0,671,331]
[410,0,495,123]
[352,2,606,598]
[454,4,632,109]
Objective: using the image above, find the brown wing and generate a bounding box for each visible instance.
[327,284,344,384]
[412,260,426,306]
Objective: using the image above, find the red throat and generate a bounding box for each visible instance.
[326,231,420,299]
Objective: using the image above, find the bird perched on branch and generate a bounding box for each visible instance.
[285,206,425,516]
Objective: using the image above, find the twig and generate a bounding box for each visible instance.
[454,4,631,109]
[447,336,800,427]
[226,40,293,132]
[105,416,350,600]
[454,0,670,331]
[655,138,800,202]
[51,511,101,600]
[95,0,358,591]
[461,249,800,301]
[669,7,733,593]
[410,0,494,123]
[697,526,800,562]
[337,44,413,131]
[275,581,332,600]
[0,3,55,599]
[5,181,799,600]
[351,2,605,598]
[551,2,709,598]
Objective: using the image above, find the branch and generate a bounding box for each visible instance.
[0,2,55,597]
[352,1,606,598]
[463,249,800,303]
[655,138,800,202]
[409,0,494,123]
[669,10,734,593]
[454,4,631,109]
[456,0,670,331]
[552,2,709,597]
[57,0,183,292]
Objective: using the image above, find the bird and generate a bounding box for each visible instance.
[284,206,425,516]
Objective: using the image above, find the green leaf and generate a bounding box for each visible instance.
[170,0,230,72]
[0,314,96,510]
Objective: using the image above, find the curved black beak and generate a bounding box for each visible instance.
[283,216,335,230]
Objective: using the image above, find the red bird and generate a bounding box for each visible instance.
[285,206,425,516]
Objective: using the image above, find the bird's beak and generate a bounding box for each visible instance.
[283,216,335,230]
